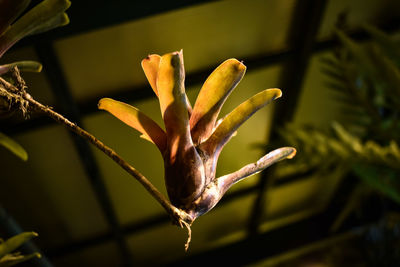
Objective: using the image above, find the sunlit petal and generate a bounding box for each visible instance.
[98,98,166,152]
[190,59,246,145]
[141,54,161,96]
[202,88,282,154]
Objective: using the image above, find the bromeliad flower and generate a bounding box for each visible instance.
[99,51,296,221]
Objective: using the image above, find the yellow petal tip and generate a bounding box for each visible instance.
[270,88,282,99]
[225,58,247,72]
[141,54,160,64]
[98,98,109,110]
[287,148,297,159]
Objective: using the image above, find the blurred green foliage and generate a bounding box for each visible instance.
[281,25,400,205]
[0,232,40,267]
[0,133,27,161]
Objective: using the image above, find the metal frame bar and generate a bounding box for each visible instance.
[247,0,328,236]
[16,1,217,49]
[43,168,316,258]
[34,42,134,266]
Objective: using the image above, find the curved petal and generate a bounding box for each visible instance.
[141,54,161,96]
[157,51,191,146]
[98,98,166,152]
[202,88,282,154]
[190,59,246,144]
[142,53,193,115]
[217,147,296,192]
[186,147,296,219]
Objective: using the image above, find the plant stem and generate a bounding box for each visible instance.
[0,74,193,225]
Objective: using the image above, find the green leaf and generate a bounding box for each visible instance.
[320,66,345,84]
[0,0,70,57]
[368,44,400,103]
[0,232,37,258]
[319,55,341,69]
[335,29,377,82]
[0,61,42,75]
[0,0,31,36]
[353,164,400,204]
[0,252,40,267]
[0,132,28,161]
[190,59,246,145]
[203,88,281,154]
[322,80,348,94]
[363,24,400,67]
[98,98,166,152]
[332,122,363,153]
[26,12,69,36]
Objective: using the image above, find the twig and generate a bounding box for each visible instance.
[0,74,193,227]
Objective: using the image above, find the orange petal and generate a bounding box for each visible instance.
[157,51,191,145]
[141,54,161,96]
[98,98,166,152]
